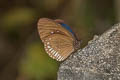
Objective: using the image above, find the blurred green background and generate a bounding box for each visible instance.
[0,0,119,80]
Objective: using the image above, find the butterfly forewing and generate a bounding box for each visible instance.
[37,18,74,40]
[37,18,75,61]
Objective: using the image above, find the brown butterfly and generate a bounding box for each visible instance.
[37,18,80,61]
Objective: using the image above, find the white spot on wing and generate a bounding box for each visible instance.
[51,32,54,34]
[49,48,53,51]
[58,56,64,61]
[54,52,57,56]
[49,54,52,58]
[56,53,60,58]
[54,52,58,57]
[51,50,55,53]
[47,42,50,44]
[52,51,56,55]
[47,46,50,48]
[45,47,48,51]
[57,55,62,61]
[57,30,60,32]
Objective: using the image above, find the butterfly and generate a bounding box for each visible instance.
[37,18,80,61]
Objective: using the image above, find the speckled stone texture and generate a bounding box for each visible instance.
[57,23,120,80]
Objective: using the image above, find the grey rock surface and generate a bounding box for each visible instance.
[57,23,120,80]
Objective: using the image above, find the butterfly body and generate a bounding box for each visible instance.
[37,18,80,61]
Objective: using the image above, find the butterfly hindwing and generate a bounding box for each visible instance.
[43,34,74,61]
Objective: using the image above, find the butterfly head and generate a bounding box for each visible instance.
[74,40,81,50]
